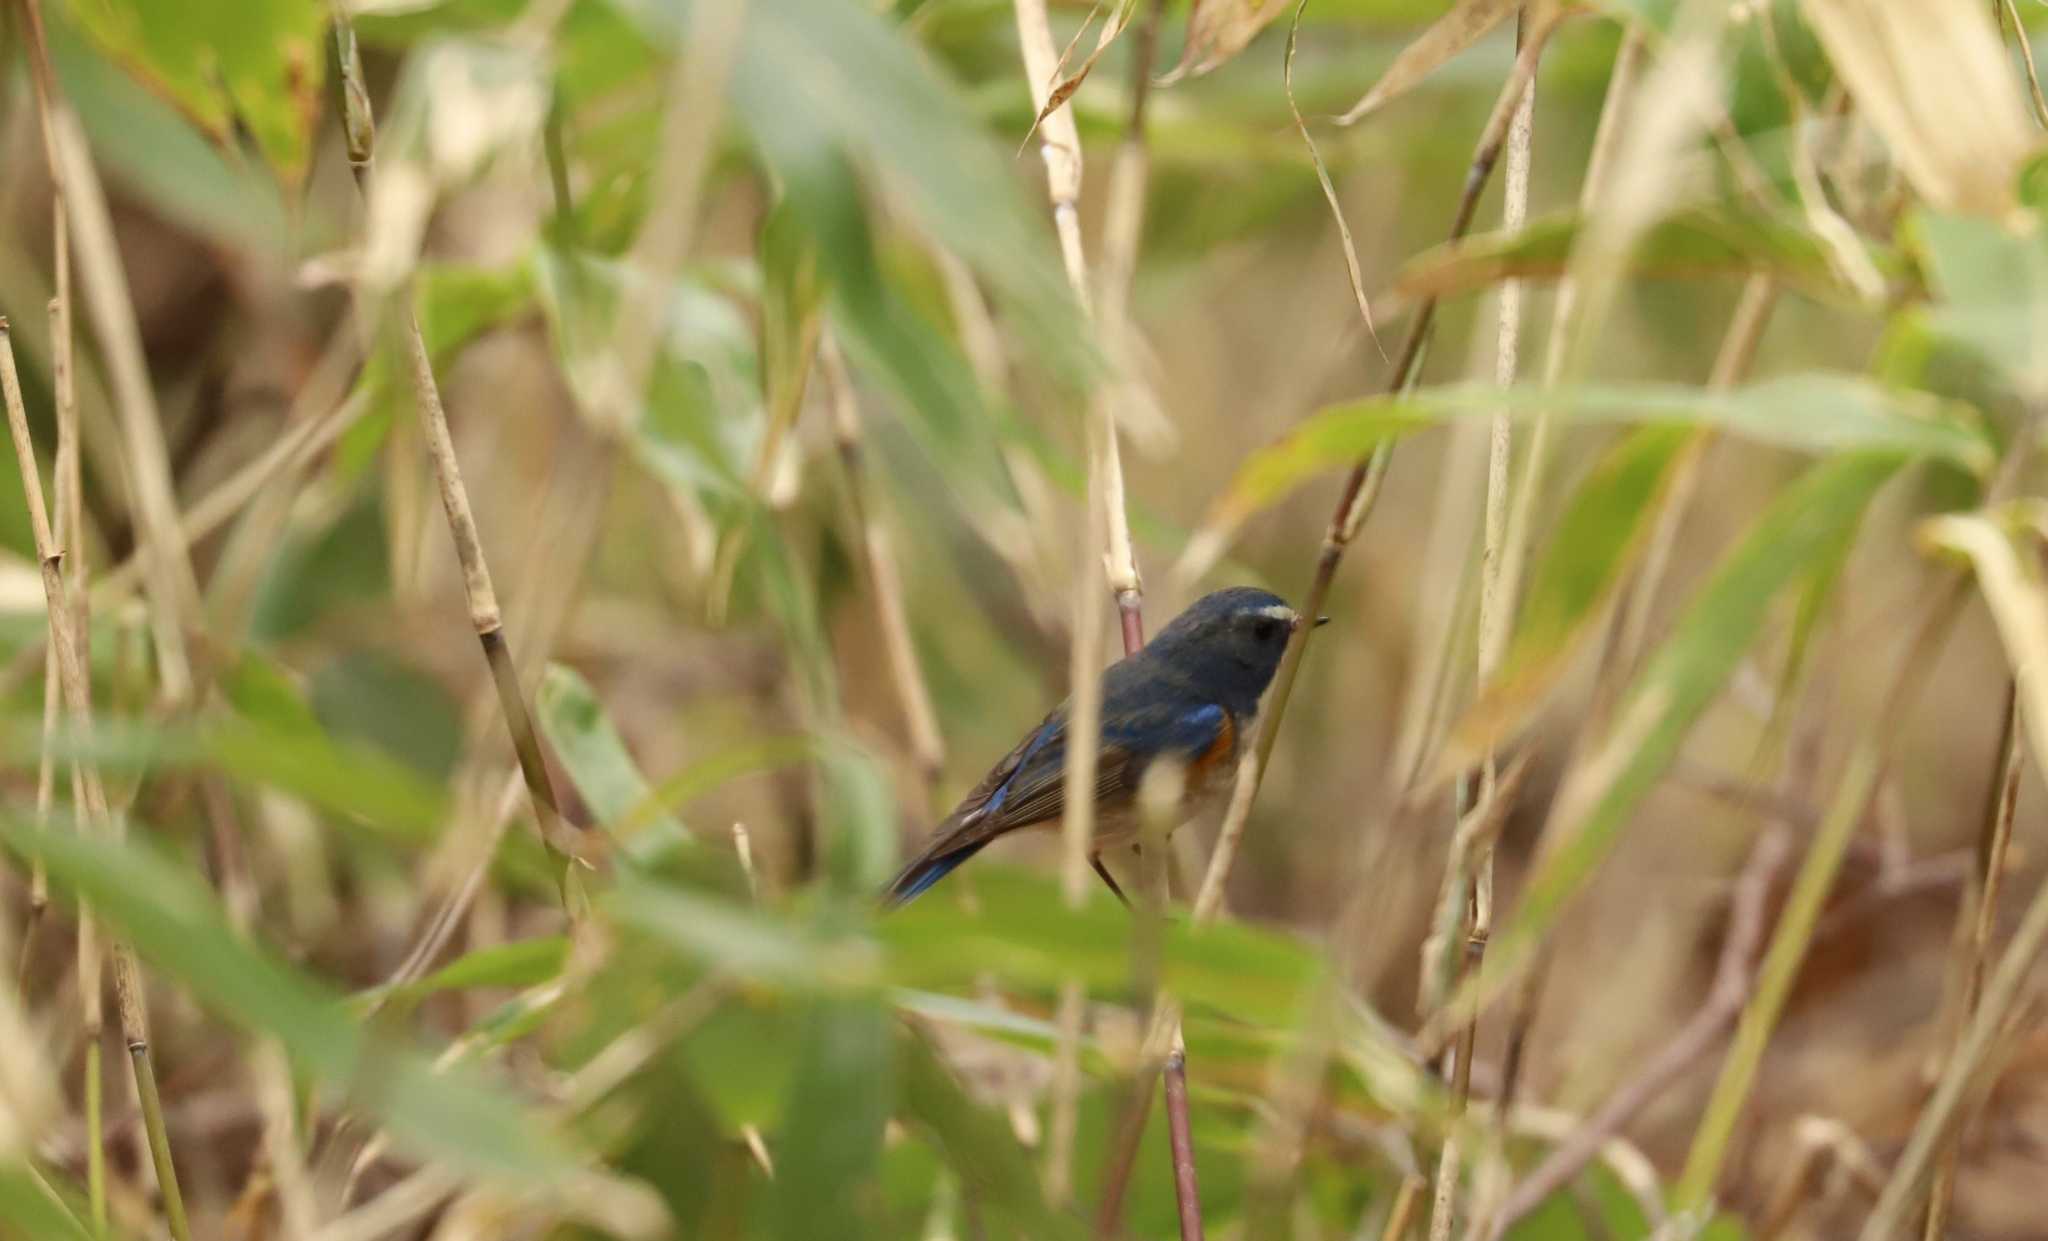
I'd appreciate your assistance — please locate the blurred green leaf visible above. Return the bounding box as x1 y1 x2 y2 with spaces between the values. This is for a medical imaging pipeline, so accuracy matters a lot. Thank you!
1398 204 1906 304
1456 426 1695 753
206 715 449 845
1911 209 2048 395
247 490 389 642
817 738 897 894
310 650 463 783
607 874 882 988
537 662 676 836
624 735 819 839
50 14 289 248
1213 374 1990 528
60 0 326 178
882 866 1319 1019
774 997 893 1239
371 936 570 1009
898 1029 1087 1241
2 819 583 1181
1450 452 1901 1024
0 1166 92 1241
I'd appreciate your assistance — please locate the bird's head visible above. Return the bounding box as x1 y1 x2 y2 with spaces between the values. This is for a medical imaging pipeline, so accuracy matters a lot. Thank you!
1145 586 1327 711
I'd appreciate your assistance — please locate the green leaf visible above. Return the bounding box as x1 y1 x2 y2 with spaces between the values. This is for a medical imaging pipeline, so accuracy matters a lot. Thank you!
773 997 893 1239
0 1166 92 1241
1212 374 1990 530
605 875 882 989
1 820 583 1182
537 662 675 836
60 0 326 179
1911 209 2048 394
1445 453 1901 1026
1453 426 1697 756
719 0 1090 384
1397 204 1906 304
370 936 570 1009
881 866 1320 1020
50 14 289 248
898 1029 1087 1241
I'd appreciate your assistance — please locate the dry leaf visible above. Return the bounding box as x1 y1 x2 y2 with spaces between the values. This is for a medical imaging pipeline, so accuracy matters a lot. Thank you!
1022 0 1138 143
1161 0 1292 83
1336 0 1521 126
1802 0 2035 216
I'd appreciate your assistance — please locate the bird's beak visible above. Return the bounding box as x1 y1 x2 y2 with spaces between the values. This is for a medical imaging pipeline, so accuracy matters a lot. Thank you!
1314 615 1331 628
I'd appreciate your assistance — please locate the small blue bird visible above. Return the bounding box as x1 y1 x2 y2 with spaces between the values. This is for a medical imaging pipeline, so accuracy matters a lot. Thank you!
884 587 1323 907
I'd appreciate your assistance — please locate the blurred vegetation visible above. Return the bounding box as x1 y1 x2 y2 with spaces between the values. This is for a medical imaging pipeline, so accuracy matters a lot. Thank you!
1 0 2047 1239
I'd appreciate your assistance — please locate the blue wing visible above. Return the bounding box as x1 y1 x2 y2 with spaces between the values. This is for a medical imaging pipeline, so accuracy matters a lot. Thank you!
884 700 1227 907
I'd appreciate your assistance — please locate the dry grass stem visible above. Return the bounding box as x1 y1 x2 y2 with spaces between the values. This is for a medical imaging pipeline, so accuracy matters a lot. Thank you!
1014 0 1162 1214
329 17 582 905
1676 576 1969 1214
1433 16 1536 1236
1994 0 2048 130
1492 24 1644 629
1921 682 2022 1241
821 336 945 792
1481 829 1791 1240
1856 509 2048 1239
3 321 191 1236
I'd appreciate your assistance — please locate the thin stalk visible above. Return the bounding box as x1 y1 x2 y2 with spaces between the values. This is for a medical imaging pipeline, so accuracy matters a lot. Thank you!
1098 36 1543 1234
1492 25 1645 649
1921 681 2022 1241
1431 12 1537 1240
2 321 190 1238
85 1035 104 1235
329 11 583 907
1232 12 1550 806
1481 829 1791 1241
92 386 369 605
1381 1174 1428 1241
1680 413 2040 1216
1014 0 1160 1220
820 336 945 797
1994 0 2048 131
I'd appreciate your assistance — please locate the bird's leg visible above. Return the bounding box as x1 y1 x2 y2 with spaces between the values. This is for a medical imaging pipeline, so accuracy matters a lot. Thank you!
1090 852 1132 908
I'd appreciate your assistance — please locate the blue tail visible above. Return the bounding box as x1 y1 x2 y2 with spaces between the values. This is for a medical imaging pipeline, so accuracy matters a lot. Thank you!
882 842 986 909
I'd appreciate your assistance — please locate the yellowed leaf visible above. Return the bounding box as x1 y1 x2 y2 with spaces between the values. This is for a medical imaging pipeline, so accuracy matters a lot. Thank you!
1335 0 1520 126
1161 0 1293 83
1802 0 2036 216
1024 0 1138 140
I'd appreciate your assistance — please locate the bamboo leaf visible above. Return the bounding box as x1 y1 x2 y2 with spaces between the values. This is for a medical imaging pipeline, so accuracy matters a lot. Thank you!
1438 454 1901 1031
1802 0 2029 216
537 662 676 837
1 821 585 1182
1164 0 1291 83
1397 204 1908 305
773 997 893 1239
0 1166 91 1241
1208 374 1989 535
898 1029 1088 1241
1334 0 1522 125
1911 210 2048 395
369 937 571 1010
59 0 326 179
606 875 882 989
1452 425 1697 756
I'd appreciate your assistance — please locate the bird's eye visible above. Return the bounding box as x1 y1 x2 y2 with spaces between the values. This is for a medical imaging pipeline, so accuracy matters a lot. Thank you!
1251 618 1280 643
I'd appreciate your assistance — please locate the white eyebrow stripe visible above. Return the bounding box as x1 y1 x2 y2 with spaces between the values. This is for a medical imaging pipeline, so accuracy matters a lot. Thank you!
1256 604 1297 621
